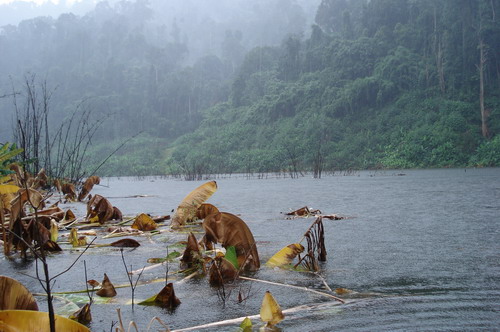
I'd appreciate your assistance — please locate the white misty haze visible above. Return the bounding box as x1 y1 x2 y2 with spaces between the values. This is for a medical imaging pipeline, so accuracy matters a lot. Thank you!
0 0 106 26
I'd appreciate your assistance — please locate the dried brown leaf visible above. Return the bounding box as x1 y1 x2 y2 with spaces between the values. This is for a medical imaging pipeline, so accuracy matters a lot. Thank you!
96 273 117 297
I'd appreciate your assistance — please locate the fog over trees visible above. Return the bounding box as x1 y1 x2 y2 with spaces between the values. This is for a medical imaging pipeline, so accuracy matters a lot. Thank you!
1 0 499 177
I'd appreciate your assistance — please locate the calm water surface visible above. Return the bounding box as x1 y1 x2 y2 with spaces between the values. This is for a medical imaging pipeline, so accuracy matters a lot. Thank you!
1 168 499 331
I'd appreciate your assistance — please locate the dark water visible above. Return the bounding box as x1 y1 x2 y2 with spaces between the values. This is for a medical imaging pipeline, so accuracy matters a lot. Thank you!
1 168 499 331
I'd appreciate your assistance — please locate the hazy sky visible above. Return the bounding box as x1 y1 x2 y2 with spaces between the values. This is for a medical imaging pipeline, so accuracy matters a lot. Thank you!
0 0 81 5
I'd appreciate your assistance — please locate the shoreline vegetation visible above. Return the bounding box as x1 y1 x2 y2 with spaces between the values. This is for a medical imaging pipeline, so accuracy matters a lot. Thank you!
0 0 499 179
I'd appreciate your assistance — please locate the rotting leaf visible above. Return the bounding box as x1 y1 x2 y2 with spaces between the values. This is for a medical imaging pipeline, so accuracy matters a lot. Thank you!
87 280 100 288
110 238 140 248
285 206 321 217
61 183 77 201
147 251 181 264
42 240 62 252
78 176 100 201
96 273 117 297
266 243 304 268
86 195 119 224
139 283 181 309
260 290 284 327
0 276 38 311
299 217 327 271
69 302 92 325
208 257 238 286
132 213 157 231
198 203 260 271
171 180 217 228
179 232 201 269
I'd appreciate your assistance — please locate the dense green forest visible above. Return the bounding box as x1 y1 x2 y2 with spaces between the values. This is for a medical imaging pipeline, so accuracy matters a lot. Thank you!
1 0 499 178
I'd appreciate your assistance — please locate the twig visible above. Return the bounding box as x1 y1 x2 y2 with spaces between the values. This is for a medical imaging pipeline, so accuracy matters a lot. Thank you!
238 276 344 303
171 301 344 332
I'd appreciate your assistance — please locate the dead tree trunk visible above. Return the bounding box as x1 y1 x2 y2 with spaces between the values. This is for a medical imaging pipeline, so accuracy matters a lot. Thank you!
478 38 490 138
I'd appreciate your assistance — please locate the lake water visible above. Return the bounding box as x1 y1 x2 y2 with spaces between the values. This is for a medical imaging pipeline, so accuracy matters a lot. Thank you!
1 168 499 331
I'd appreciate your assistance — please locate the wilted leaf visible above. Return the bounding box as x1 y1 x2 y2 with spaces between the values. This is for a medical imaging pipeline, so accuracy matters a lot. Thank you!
209 257 238 286
260 291 284 327
132 213 157 231
33 168 48 189
200 205 260 271
109 238 140 248
42 240 62 252
96 273 117 297
111 206 122 221
139 283 181 309
148 251 181 264
87 280 100 288
0 310 90 331
266 243 304 268
63 209 76 223
78 176 100 201
171 180 217 228
61 183 77 201
0 276 38 311
69 228 87 247
335 288 352 295
86 195 114 224
69 302 92 325
180 232 201 269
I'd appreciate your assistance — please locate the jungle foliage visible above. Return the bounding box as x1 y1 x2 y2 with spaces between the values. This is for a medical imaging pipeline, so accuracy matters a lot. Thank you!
169 0 500 175
1 0 499 176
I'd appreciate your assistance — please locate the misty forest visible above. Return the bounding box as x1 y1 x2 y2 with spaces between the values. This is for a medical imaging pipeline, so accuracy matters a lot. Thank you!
1 0 499 179
0 1 500 332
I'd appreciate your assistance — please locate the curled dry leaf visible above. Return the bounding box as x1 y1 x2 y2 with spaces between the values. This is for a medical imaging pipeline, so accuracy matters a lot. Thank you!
260 290 284 327
33 168 48 189
139 283 181 309
110 238 140 248
208 257 238 286
78 176 100 201
69 302 92 325
0 310 90 332
132 213 157 231
53 178 62 192
87 280 100 288
42 240 62 252
61 183 77 201
180 232 201 269
96 273 117 297
86 195 120 224
171 180 217 228
198 204 260 271
0 275 38 311
266 243 305 268
111 206 122 221
285 206 321 217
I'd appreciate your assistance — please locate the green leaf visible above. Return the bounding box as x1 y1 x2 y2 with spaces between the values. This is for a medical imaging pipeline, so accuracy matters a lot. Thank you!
225 246 239 269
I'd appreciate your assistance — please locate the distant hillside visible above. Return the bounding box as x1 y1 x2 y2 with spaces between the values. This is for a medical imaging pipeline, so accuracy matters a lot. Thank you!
1 0 499 177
